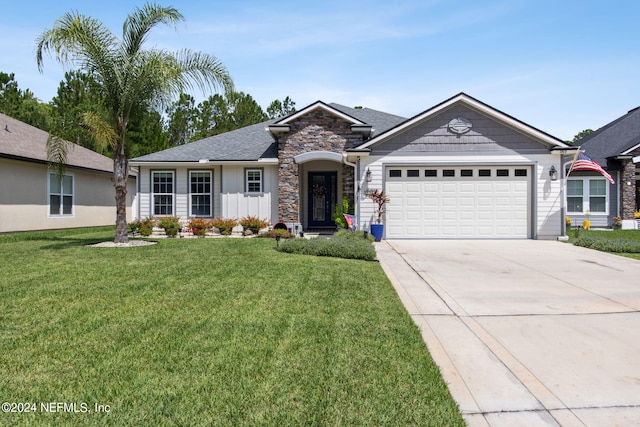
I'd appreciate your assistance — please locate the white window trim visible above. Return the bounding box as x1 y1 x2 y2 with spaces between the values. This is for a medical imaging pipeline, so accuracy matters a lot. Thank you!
245 168 263 194
189 170 213 217
566 177 609 215
151 170 175 216
48 171 75 218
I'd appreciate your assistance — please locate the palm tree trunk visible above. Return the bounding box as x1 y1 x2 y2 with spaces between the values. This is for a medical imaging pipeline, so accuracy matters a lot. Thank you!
113 142 129 244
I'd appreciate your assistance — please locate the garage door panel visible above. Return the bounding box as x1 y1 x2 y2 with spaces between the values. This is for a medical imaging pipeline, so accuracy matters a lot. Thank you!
406 197 421 207
385 166 531 239
405 183 421 193
387 182 404 192
406 211 421 220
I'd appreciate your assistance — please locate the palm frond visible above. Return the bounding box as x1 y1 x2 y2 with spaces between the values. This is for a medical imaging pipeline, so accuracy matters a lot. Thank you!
122 3 184 56
46 134 72 179
36 11 117 73
81 111 118 152
174 48 234 95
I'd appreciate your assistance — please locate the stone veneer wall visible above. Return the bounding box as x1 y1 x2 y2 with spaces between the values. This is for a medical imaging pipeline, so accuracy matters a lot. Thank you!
621 151 640 219
277 109 363 223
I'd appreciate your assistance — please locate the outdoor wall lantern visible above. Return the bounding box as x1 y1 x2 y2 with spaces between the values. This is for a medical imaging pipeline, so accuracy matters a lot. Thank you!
549 165 558 181
365 168 372 183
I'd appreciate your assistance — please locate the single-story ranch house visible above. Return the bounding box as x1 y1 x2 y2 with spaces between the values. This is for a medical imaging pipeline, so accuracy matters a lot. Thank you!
130 93 576 239
0 113 136 233
569 106 640 229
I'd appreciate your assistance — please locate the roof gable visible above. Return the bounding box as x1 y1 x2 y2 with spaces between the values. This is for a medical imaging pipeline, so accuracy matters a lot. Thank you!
356 93 568 150
577 106 640 164
274 101 366 126
0 113 114 173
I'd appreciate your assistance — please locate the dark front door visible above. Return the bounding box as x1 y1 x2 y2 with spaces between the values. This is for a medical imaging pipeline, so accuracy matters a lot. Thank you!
308 172 337 227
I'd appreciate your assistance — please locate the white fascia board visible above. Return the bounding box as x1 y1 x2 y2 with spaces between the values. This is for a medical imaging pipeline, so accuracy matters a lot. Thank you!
130 160 276 167
257 158 279 164
622 142 640 156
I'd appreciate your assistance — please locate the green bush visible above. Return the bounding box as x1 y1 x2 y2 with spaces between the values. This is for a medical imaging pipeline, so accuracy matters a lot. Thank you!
334 229 375 242
157 216 180 237
332 196 353 229
259 228 293 239
277 231 376 260
138 217 155 236
574 236 640 253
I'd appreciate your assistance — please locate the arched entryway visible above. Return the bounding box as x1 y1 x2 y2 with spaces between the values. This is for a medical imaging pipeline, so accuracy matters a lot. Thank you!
294 152 354 230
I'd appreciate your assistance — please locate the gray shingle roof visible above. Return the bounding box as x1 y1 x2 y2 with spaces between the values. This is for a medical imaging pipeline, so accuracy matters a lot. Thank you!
131 103 407 163
328 103 406 137
132 120 278 162
0 113 114 173
577 107 640 166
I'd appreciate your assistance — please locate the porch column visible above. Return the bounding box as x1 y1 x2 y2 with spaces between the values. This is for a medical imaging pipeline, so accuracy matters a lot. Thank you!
278 156 300 223
342 163 355 208
621 159 636 220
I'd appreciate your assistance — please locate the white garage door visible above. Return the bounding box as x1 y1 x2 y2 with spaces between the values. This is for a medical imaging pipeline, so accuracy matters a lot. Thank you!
385 166 531 239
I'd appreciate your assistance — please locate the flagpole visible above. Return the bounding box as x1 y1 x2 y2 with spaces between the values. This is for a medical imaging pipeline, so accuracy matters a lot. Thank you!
565 145 581 178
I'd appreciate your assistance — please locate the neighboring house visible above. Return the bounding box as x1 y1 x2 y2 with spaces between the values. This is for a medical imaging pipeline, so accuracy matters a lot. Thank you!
0 113 136 233
131 93 572 239
570 107 640 228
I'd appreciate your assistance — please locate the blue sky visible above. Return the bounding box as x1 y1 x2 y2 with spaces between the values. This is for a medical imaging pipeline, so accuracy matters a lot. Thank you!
1 0 639 140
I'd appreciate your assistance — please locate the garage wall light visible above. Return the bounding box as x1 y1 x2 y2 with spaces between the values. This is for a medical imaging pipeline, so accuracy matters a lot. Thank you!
365 168 372 183
549 165 558 181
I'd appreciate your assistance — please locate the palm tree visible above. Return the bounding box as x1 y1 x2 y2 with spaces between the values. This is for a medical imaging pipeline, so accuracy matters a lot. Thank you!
36 3 233 243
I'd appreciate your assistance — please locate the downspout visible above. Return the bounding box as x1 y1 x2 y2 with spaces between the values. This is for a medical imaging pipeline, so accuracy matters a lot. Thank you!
136 165 141 220
560 154 566 237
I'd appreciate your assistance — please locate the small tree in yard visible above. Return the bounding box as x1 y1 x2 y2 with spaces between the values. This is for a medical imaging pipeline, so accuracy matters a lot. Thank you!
36 2 233 243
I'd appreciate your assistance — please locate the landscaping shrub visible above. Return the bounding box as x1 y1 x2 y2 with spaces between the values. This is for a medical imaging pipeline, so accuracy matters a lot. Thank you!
278 231 376 260
334 229 375 242
137 217 155 236
157 216 180 237
239 215 270 233
259 228 292 239
186 217 211 237
211 217 238 235
574 235 640 253
332 196 353 229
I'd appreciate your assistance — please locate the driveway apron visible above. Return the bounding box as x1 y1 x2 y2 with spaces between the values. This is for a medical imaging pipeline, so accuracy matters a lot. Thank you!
376 240 640 427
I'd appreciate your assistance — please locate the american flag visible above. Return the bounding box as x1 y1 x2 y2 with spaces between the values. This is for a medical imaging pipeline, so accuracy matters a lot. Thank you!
569 151 615 184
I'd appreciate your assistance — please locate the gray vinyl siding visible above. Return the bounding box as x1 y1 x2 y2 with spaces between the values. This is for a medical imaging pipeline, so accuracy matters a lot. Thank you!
372 105 546 155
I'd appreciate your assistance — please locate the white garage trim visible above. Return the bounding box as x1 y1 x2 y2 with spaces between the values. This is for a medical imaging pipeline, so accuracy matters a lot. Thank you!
384 165 534 239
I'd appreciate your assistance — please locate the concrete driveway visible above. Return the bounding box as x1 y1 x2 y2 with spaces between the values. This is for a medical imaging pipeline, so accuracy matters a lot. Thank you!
376 240 640 427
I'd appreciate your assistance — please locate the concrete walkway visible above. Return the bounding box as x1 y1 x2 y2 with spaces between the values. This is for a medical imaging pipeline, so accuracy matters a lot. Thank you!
376 240 640 427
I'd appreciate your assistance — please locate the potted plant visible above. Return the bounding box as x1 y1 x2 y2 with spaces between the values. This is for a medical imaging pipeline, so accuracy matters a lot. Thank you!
239 215 270 235
187 217 211 237
582 210 591 231
367 189 389 242
612 216 622 229
211 217 238 236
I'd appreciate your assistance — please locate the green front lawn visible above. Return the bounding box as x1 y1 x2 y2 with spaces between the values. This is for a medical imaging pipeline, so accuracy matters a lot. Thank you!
567 228 640 260
0 228 463 426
